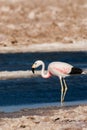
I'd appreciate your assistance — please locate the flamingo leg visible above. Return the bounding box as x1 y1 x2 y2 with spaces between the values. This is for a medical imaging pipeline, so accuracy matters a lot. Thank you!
62 78 68 102
59 77 64 103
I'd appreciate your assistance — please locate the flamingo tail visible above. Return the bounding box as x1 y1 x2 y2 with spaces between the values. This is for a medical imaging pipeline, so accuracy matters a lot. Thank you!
82 69 87 74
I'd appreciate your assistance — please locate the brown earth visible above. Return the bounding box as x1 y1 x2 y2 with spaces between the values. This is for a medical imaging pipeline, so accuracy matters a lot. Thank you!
0 105 87 130
0 0 87 52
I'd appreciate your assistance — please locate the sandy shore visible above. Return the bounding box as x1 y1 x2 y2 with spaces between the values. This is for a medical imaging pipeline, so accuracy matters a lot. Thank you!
0 105 87 130
0 41 87 53
0 0 87 53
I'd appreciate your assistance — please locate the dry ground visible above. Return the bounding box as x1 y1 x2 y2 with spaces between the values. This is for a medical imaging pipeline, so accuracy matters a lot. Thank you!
0 105 87 130
0 0 87 52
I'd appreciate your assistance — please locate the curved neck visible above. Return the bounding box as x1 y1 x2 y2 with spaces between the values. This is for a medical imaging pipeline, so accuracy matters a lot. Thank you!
41 62 51 78
41 61 45 77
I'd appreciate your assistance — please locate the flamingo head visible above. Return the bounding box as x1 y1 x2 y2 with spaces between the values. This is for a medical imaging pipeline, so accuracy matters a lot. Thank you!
31 60 43 73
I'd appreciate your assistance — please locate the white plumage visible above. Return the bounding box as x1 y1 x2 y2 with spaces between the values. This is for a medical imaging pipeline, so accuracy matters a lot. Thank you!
32 60 84 104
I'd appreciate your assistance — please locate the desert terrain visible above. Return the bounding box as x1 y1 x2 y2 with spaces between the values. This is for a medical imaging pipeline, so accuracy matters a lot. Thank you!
0 0 87 52
0 105 87 130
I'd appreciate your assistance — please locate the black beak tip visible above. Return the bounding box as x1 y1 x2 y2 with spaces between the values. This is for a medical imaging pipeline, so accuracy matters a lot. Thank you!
32 68 35 74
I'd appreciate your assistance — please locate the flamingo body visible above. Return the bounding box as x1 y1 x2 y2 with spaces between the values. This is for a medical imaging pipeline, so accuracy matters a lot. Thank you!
32 60 83 104
48 62 73 78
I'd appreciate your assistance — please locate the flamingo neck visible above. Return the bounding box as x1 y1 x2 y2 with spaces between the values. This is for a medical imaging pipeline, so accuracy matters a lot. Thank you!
41 62 51 78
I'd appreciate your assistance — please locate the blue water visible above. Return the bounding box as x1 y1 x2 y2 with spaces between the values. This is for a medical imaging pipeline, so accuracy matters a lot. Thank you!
0 52 87 111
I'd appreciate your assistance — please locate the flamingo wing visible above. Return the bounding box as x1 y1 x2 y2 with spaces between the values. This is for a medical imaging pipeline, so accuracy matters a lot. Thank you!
48 62 73 77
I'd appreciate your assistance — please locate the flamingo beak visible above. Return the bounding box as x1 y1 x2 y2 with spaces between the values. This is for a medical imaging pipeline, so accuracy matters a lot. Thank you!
31 64 35 73
32 67 35 73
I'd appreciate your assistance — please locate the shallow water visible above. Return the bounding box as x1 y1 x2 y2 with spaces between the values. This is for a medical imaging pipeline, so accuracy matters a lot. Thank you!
0 52 87 112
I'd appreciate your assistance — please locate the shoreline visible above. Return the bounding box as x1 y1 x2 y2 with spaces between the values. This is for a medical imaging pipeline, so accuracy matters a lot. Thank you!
0 104 87 129
0 41 87 53
0 100 87 113
0 103 86 117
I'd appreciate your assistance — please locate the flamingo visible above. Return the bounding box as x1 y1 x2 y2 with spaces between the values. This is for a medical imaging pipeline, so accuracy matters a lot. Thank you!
31 60 85 104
